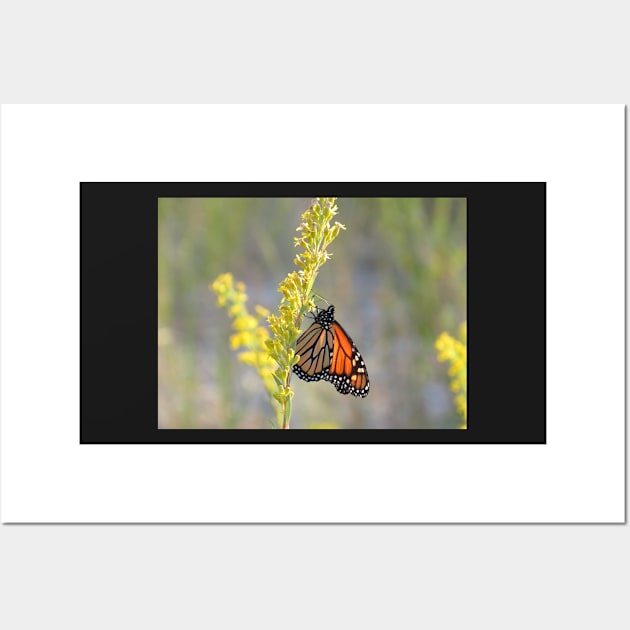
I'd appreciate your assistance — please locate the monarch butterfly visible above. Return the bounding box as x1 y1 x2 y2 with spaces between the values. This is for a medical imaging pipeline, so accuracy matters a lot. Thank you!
292 304 369 397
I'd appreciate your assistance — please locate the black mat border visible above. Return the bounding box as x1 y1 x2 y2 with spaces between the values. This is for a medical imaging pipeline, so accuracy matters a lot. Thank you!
80 182 546 444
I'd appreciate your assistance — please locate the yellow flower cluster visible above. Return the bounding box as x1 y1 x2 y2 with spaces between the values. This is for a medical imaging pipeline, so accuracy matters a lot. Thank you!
266 198 345 429
212 198 347 430
435 321 467 428
211 273 279 422
306 421 341 430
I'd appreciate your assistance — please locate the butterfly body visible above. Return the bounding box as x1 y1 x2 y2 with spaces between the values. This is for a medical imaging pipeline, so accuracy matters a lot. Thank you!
292 304 370 397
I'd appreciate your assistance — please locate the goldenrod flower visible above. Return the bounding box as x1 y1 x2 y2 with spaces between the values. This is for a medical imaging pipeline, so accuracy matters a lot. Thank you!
211 273 280 425
266 198 345 429
210 198 346 429
435 323 467 428
306 421 341 430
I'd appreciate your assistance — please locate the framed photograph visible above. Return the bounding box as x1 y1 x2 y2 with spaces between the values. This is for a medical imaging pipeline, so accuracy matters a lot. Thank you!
80 182 544 444
1 105 623 523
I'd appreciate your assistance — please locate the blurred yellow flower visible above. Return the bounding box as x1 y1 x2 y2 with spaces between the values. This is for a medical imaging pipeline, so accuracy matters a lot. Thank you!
435 323 467 429
211 273 279 423
306 421 341 430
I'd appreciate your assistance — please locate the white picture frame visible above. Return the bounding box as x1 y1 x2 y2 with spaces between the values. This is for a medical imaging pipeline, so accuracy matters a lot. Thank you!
0 104 624 523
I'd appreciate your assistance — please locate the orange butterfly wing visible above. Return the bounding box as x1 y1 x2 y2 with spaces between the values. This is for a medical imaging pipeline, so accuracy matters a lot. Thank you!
292 304 369 397
324 321 369 397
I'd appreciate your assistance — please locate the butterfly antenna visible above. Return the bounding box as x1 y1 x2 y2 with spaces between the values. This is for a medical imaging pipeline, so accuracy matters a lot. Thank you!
311 292 330 307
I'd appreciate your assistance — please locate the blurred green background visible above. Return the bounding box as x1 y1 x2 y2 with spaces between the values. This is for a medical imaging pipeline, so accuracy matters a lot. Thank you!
158 197 466 429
